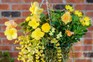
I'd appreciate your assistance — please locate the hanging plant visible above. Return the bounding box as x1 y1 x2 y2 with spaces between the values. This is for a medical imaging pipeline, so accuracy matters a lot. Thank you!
4 0 91 62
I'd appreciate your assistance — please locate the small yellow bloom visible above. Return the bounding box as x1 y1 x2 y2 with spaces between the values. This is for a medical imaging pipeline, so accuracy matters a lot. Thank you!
51 38 58 43
31 28 44 40
41 23 51 33
74 10 82 17
4 28 17 40
80 16 90 26
61 12 72 24
29 2 43 15
65 5 74 12
65 30 74 37
5 20 17 29
28 20 39 29
26 16 31 21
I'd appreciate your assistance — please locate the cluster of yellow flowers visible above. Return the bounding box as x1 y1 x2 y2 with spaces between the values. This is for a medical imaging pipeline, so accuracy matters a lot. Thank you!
4 20 17 40
26 2 50 40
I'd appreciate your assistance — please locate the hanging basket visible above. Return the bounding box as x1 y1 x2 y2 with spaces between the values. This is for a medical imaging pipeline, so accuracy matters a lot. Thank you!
4 0 91 62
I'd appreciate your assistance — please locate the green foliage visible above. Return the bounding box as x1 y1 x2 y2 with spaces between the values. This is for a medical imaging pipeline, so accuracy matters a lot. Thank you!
0 51 14 62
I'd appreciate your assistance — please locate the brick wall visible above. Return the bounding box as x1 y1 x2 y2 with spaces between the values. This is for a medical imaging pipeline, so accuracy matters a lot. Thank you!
0 0 93 62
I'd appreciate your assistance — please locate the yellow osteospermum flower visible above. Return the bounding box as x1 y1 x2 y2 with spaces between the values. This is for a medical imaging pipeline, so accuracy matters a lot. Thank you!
65 5 74 12
74 10 82 17
61 12 72 24
31 28 44 40
80 16 90 26
29 2 43 15
28 20 39 29
4 28 17 40
41 23 51 33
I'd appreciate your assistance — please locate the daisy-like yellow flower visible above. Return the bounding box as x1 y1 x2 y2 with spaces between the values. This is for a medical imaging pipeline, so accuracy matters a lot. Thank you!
74 10 82 17
4 28 17 40
65 5 74 12
29 2 43 15
5 20 17 29
41 23 51 33
80 16 90 26
31 28 44 40
65 30 74 37
61 12 72 24
28 20 39 29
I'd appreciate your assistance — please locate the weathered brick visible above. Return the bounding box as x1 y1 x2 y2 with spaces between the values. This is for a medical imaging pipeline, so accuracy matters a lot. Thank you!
75 59 92 62
0 4 9 10
66 0 84 3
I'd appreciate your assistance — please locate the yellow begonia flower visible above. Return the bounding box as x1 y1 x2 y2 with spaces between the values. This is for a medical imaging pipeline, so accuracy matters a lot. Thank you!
31 15 40 22
29 2 43 15
61 12 72 24
28 20 39 29
5 20 17 29
80 16 90 26
4 28 17 40
65 30 74 37
74 10 82 17
65 5 74 12
31 28 44 40
26 16 31 21
41 23 51 33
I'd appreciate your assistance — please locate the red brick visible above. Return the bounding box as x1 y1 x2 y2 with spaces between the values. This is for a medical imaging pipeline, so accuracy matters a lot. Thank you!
66 0 84 3
2 39 15 45
0 4 9 10
84 39 93 44
0 31 5 38
84 32 92 38
73 46 83 51
49 0 62 3
75 59 92 62
15 18 25 24
0 18 9 24
24 0 42 3
83 45 92 51
1 25 6 31
88 26 93 31
10 52 18 57
22 11 31 17
75 4 86 10
0 46 11 50
75 4 93 10
86 11 93 17
12 4 30 10
2 0 22 3
70 52 83 58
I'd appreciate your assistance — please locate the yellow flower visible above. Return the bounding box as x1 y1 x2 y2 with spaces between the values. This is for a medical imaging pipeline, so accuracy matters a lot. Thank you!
31 15 40 22
65 5 74 12
5 20 17 29
26 16 31 21
80 16 90 26
28 20 39 29
41 23 51 33
65 30 74 37
4 28 17 40
29 2 43 15
61 12 72 24
31 28 44 40
74 10 82 17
